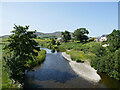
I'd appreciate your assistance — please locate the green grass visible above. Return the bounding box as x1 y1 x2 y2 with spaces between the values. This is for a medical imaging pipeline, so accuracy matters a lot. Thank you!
0 44 16 88
34 39 51 48
2 68 13 88
66 50 87 62
34 39 99 63
66 49 96 63
37 35 59 39
36 49 46 63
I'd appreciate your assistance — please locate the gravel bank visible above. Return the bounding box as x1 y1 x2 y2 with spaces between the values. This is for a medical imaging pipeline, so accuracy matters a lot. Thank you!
62 52 101 83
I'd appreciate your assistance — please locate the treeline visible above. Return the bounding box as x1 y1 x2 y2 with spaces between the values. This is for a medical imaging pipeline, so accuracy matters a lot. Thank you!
91 29 120 80
38 28 90 52
61 28 89 43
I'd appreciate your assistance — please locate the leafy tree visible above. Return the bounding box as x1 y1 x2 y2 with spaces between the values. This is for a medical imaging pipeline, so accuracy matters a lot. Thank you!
56 41 60 46
107 29 120 52
61 30 71 42
3 25 40 83
51 38 56 45
73 28 89 42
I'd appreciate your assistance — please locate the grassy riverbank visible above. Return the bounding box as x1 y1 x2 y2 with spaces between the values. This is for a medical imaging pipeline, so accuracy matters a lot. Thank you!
1 44 46 88
0 44 14 88
1 44 19 88
66 50 87 62
26 49 46 70
35 39 101 52
35 39 98 62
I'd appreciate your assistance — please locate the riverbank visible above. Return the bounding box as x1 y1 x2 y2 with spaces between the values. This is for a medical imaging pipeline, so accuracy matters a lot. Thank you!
62 52 101 83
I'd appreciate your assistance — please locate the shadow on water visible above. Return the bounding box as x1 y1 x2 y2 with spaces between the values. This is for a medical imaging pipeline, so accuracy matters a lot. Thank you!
24 68 77 83
97 72 120 89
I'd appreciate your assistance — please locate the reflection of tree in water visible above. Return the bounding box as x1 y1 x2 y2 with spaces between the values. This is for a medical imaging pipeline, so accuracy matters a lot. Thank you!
24 69 77 83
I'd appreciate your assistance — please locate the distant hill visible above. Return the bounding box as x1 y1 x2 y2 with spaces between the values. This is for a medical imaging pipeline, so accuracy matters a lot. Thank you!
0 35 9 38
0 31 72 39
34 31 62 36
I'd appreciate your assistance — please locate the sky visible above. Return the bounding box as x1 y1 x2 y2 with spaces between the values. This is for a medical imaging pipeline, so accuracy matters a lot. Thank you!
118 1 120 30
1 2 118 37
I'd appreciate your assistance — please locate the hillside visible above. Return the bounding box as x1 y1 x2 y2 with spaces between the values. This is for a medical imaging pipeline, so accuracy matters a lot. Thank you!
35 31 62 36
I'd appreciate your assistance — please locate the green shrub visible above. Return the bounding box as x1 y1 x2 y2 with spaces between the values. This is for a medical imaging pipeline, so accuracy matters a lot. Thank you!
26 49 46 69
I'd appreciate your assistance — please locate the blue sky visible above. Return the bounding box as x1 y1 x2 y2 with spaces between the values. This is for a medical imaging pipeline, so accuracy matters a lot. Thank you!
1 2 118 37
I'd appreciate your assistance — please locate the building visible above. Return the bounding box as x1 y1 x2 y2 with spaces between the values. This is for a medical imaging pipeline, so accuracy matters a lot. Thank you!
56 37 62 42
94 34 107 42
94 37 100 42
99 34 107 42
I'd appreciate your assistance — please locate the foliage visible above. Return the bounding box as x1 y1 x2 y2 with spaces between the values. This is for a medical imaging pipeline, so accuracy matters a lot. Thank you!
1 45 19 88
61 30 71 42
26 49 46 69
36 38 100 53
91 48 120 80
56 41 60 46
3 25 40 83
72 28 89 42
107 29 120 52
51 38 56 45
91 29 120 80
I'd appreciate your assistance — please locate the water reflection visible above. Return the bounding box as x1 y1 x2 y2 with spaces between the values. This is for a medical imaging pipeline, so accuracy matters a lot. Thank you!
25 68 77 83
41 48 57 54
98 72 120 88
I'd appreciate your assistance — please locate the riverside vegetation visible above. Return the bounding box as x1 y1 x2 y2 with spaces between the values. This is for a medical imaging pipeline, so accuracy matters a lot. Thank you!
1 26 120 88
1 25 46 88
36 28 120 81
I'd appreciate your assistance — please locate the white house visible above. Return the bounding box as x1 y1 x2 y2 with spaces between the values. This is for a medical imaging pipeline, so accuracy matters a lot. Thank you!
56 37 62 42
99 35 107 42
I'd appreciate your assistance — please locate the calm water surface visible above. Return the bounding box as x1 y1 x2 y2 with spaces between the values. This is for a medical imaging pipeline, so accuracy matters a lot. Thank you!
23 48 120 88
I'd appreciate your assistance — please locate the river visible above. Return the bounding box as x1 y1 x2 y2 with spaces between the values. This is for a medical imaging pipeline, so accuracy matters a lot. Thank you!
23 48 120 88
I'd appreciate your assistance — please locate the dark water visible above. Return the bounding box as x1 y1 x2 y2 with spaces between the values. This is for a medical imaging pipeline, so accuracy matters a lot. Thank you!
23 48 120 88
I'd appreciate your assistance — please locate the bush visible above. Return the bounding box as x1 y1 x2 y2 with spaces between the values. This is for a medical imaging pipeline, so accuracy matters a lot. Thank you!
26 49 46 70
91 46 120 80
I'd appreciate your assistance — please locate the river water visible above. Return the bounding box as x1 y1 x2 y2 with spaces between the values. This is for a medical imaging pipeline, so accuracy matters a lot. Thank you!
23 48 120 88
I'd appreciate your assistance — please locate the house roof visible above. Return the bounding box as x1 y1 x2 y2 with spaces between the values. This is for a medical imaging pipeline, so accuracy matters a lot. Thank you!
57 37 62 40
101 34 107 37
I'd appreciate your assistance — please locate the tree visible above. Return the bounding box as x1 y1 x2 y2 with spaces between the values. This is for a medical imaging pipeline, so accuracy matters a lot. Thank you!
3 25 40 83
72 28 89 42
61 30 71 42
51 38 56 45
107 29 120 52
